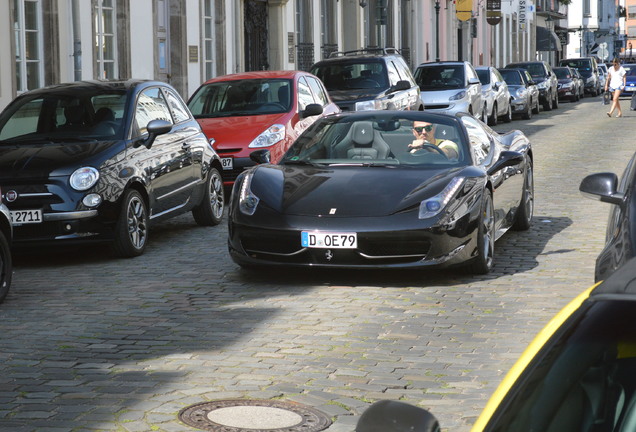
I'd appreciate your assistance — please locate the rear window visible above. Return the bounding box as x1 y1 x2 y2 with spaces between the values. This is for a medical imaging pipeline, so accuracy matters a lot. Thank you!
560 59 593 71
414 65 466 90
310 60 389 91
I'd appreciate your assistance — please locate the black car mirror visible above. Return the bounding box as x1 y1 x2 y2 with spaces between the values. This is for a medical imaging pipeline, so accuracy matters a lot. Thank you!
487 151 524 176
579 172 625 205
134 119 173 149
390 80 411 93
301 103 323 119
355 400 440 432
250 149 271 165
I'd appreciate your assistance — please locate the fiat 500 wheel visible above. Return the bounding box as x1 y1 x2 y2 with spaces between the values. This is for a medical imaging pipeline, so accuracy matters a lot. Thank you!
192 167 224 226
112 189 148 258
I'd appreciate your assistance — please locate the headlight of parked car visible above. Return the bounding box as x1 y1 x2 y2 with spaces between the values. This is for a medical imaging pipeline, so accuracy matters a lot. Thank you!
355 97 394 111
515 88 527 98
249 124 286 148
70 167 100 191
536 80 549 90
238 172 260 216
449 91 467 101
586 76 595 84
562 82 574 89
419 177 465 219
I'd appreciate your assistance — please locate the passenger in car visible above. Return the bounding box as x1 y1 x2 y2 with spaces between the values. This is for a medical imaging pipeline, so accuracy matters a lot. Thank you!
408 120 459 159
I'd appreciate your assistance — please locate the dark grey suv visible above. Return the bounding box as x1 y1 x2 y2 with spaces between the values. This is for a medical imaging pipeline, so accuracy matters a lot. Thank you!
310 48 422 112
505 61 559 111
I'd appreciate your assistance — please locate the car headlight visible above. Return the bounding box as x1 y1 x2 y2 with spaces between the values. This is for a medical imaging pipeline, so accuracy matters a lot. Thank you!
515 88 527 98
536 80 549 90
239 172 260 216
355 99 385 111
70 167 99 191
419 177 465 219
586 76 595 83
248 124 285 148
562 82 574 89
449 90 467 101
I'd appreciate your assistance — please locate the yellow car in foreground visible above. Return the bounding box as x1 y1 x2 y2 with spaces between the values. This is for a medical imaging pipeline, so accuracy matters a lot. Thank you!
356 256 636 432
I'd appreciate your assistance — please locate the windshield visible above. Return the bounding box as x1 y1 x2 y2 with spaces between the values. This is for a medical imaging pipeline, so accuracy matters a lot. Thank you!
476 69 491 85
414 65 466 90
0 89 128 143
560 59 592 71
500 70 522 85
281 112 470 168
487 299 636 432
512 63 546 79
624 65 636 76
310 60 388 91
188 79 293 118
553 68 571 79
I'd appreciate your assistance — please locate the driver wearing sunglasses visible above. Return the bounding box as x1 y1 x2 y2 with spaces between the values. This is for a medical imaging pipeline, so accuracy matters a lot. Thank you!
409 121 459 159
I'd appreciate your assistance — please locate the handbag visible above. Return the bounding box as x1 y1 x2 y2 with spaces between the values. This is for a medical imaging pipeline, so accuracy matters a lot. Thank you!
603 91 611 105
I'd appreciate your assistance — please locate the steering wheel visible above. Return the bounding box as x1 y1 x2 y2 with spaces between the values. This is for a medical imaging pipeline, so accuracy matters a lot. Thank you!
412 143 447 158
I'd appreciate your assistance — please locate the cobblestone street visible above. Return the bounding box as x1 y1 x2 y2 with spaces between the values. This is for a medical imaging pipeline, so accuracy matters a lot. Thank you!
1 96 633 432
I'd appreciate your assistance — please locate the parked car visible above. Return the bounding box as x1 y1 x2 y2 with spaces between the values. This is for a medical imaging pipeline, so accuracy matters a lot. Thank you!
309 48 422 112
228 110 533 274
553 66 581 102
475 66 512 125
559 57 601 96
413 61 485 122
187 71 340 187
572 67 586 99
598 66 608 91
0 196 12 304
505 61 559 111
499 68 540 120
355 256 636 432
621 64 636 97
579 148 636 282
0 80 225 257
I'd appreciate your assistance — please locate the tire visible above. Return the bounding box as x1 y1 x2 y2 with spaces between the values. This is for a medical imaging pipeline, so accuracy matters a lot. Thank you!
532 96 540 114
112 189 148 258
488 103 498 126
467 189 495 274
192 167 224 226
503 102 512 123
481 105 488 123
512 160 534 231
522 101 532 120
553 91 559 109
0 230 12 304
543 92 553 111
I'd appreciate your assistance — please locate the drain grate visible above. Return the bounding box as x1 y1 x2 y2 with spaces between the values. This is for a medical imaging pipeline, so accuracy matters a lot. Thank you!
178 399 333 432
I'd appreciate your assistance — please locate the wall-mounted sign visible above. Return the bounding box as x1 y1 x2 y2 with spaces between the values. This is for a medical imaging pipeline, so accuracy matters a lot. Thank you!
519 0 527 30
188 46 198 63
456 0 472 21
487 0 502 25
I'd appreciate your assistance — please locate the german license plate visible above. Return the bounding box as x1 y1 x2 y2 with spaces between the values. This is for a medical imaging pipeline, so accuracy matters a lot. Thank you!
301 231 357 249
10 209 43 224
221 157 233 170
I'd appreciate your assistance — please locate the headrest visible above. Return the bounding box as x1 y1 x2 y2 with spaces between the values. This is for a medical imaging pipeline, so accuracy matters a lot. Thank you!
64 105 85 124
95 107 115 122
350 121 374 146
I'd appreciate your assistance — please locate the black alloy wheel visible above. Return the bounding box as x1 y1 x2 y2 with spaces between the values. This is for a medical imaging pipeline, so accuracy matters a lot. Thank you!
468 190 495 274
112 189 148 257
512 160 534 231
0 231 12 304
192 167 225 226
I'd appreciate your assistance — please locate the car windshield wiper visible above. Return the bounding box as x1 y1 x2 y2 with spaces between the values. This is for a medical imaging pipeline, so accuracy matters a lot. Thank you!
282 159 321 166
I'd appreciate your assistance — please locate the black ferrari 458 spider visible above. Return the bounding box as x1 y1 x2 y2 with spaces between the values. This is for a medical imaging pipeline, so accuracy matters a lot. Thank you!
228 111 533 274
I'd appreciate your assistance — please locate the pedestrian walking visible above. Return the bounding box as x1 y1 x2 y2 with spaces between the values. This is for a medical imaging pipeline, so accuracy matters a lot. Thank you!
605 57 626 118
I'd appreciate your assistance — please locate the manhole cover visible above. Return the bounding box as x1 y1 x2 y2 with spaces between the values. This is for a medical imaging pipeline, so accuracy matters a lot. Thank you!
178 399 333 432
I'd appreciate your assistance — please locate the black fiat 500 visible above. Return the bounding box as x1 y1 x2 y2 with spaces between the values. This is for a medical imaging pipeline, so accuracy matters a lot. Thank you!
0 80 225 257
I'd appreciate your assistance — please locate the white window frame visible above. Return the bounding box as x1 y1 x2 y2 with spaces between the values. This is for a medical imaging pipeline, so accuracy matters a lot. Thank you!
14 0 44 93
94 0 118 79
202 0 216 79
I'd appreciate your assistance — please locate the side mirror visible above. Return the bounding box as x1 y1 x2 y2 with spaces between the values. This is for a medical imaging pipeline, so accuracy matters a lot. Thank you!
487 151 524 176
579 172 625 205
528 79 536 86
250 149 271 165
355 400 440 432
301 103 323 119
468 77 480 85
391 80 412 93
134 119 172 149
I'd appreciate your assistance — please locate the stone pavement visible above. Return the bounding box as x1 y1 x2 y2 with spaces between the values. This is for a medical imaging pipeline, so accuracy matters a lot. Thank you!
0 96 633 432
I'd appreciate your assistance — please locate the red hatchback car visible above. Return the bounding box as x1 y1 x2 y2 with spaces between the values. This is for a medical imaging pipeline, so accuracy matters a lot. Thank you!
187 71 340 186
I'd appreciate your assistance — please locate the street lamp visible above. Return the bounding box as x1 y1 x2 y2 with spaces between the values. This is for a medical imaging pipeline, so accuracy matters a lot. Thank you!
435 0 441 61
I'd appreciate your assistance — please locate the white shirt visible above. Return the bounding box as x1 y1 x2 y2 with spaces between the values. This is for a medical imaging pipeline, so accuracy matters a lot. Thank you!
608 65 626 89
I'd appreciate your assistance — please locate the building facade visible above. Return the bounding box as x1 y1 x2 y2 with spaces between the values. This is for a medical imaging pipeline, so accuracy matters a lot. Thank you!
1 0 545 111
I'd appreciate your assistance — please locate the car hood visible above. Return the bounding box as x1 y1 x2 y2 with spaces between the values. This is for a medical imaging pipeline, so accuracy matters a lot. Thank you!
197 114 291 149
249 164 469 217
327 89 385 102
0 140 122 180
420 89 467 103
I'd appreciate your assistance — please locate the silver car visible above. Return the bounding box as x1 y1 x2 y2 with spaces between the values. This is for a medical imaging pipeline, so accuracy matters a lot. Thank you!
499 68 540 120
413 61 484 122
476 66 512 126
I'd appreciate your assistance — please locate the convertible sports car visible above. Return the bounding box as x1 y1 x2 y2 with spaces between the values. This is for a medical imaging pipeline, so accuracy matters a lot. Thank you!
579 149 636 281
228 111 534 274
356 257 636 431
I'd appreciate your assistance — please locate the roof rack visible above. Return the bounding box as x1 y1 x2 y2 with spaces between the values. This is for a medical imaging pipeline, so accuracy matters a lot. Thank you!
328 47 401 58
